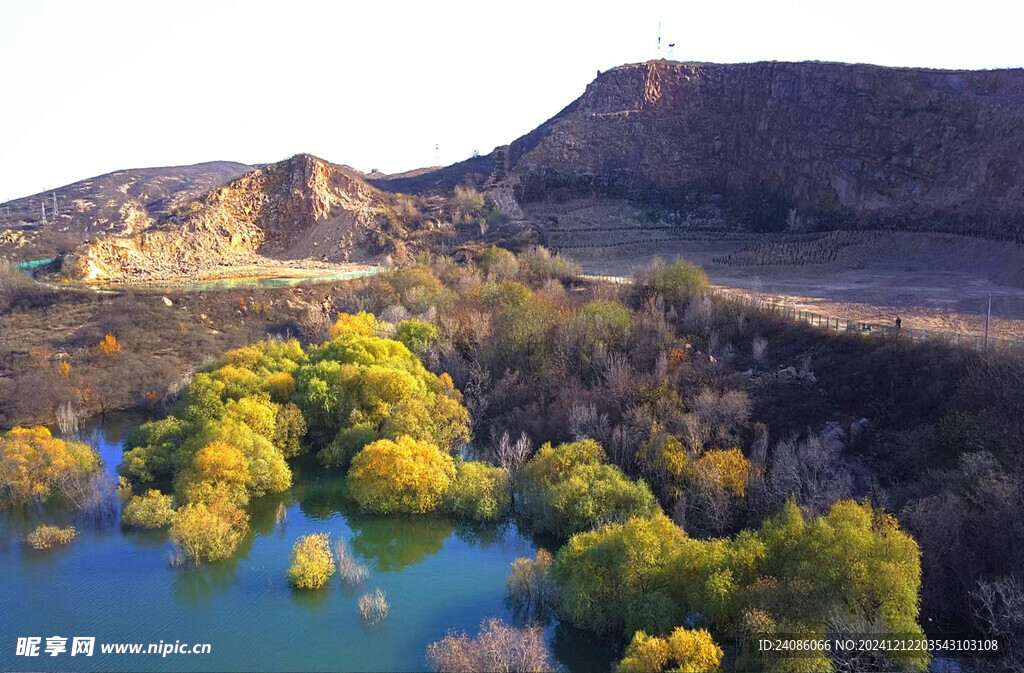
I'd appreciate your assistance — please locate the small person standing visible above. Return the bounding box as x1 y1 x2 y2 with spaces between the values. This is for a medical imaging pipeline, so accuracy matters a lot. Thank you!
895 316 902 330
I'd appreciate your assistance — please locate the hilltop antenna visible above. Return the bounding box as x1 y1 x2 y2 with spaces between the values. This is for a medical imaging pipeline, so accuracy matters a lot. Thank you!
657 21 661 58
668 42 676 60
434 143 440 165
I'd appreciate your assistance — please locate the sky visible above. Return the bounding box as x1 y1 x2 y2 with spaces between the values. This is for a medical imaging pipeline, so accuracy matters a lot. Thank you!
1 0 1022 203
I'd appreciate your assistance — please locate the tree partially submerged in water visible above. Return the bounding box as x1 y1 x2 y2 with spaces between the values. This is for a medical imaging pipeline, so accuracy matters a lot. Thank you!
427 617 553 673
348 436 456 514
616 628 722 673
169 500 250 565
552 501 928 672
121 489 174 529
26 524 77 550
0 426 101 508
288 533 335 590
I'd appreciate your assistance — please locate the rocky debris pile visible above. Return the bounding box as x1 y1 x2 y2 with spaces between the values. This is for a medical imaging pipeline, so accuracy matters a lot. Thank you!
776 365 817 383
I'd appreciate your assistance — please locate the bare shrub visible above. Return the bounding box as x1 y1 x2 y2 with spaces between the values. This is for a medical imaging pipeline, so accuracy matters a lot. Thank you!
765 433 852 516
971 576 1024 672
298 306 332 343
539 279 567 304
496 431 532 489
603 353 636 398
519 246 581 283
567 403 610 444
427 618 553 673
73 473 120 523
751 337 768 363
689 389 752 448
336 539 370 587
56 402 80 434
358 587 389 625
682 296 714 336
379 304 409 325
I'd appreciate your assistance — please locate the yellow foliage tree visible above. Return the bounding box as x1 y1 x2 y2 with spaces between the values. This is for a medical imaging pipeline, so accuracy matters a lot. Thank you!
265 372 296 403
617 628 723 673
58 360 71 378
176 440 252 506
169 500 250 564
98 333 122 355
0 426 100 506
329 312 380 340
121 489 175 529
616 631 670 673
288 533 335 589
693 448 752 497
348 436 456 514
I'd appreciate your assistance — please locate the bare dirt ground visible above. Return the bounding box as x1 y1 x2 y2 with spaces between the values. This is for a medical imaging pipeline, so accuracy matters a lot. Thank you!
571 233 1024 341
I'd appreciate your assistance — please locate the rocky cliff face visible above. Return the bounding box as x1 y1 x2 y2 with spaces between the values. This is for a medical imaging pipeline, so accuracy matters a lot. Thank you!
63 155 410 281
507 61 1024 239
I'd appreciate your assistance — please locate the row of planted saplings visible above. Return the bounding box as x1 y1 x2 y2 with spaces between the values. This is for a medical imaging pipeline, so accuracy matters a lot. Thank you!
287 532 388 625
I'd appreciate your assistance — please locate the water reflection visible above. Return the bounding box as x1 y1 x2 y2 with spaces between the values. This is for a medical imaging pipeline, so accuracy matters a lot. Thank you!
347 514 454 572
551 622 620 673
3 416 618 673
173 559 242 606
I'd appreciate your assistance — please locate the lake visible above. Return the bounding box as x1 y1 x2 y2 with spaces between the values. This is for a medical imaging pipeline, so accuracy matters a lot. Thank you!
0 418 613 672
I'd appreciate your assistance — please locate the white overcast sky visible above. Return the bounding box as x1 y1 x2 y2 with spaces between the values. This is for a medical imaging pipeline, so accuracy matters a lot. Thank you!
1 0 1021 202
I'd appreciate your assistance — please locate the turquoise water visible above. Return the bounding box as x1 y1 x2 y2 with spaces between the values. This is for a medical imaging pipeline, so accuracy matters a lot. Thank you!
0 420 611 672
13 258 55 271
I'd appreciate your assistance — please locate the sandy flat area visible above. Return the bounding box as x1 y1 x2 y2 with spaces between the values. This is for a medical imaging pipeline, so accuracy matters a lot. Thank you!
572 235 1024 342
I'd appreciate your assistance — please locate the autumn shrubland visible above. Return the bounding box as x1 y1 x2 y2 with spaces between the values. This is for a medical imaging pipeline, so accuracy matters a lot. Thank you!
4 244 1024 670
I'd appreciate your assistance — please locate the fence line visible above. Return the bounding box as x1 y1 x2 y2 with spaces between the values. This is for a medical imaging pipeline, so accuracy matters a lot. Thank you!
573 273 1024 354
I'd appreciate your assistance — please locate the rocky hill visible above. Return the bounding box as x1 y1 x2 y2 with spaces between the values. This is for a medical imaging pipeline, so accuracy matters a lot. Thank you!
0 161 253 260
379 61 1024 242
62 154 424 282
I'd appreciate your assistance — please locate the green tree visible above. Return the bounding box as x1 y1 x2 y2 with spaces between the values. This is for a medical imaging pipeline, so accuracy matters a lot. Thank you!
121 489 175 529
294 334 469 455
395 318 438 354
552 513 685 636
442 461 511 521
273 403 307 458
517 439 660 538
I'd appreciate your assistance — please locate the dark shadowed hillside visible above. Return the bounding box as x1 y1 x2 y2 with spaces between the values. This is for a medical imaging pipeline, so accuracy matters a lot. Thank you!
377 60 1024 241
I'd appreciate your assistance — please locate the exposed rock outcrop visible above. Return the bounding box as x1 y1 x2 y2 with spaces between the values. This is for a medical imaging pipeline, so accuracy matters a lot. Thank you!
62 155 413 282
507 60 1024 239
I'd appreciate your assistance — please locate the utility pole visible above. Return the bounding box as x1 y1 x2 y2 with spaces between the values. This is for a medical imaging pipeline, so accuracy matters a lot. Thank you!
40 201 46 224
984 293 992 350
53 191 58 217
